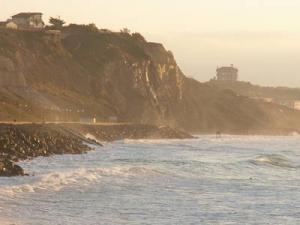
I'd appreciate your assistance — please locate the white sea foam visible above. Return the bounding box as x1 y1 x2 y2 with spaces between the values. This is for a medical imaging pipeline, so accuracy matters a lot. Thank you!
1 136 300 224
0 166 162 197
123 138 179 144
249 154 295 168
85 133 102 145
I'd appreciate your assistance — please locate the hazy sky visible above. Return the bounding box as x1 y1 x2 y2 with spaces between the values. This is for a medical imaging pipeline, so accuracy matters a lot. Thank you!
2 0 300 87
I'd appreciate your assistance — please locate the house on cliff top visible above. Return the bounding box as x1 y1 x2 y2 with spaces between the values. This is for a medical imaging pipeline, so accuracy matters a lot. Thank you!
0 20 18 29
216 65 238 81
10 12 44 29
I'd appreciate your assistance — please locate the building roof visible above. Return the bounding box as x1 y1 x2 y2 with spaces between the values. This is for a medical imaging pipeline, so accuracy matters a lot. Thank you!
217 66 238 73
12 12 42 18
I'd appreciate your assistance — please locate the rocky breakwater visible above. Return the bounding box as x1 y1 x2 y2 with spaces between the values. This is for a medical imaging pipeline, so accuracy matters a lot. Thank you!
0 123 192 177
0 124 95 176
65 124 193 142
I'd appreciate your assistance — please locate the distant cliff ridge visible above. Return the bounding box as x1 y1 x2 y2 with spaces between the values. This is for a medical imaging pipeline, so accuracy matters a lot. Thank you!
208 80 300 110
0 26 300 134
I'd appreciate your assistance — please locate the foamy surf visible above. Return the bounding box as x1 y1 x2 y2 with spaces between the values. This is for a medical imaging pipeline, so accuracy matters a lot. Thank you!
123 138 179 144
84 133 103 145
249 154 296 168
0 166 163 197
1 136 300 225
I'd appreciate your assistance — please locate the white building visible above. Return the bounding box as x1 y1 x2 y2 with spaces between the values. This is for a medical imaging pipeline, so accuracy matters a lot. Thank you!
216 65 239 81
5 21 18 29
11 12 44 29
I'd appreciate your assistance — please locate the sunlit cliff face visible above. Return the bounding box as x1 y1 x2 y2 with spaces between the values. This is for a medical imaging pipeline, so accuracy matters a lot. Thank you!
2 0 300 87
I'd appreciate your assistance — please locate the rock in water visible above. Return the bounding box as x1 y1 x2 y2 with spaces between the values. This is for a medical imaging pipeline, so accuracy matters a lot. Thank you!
0 159 25 177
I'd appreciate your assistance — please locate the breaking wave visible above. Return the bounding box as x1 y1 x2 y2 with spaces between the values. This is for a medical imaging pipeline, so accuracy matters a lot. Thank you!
123 139 178 144
0 166 163 197
249 154 296 168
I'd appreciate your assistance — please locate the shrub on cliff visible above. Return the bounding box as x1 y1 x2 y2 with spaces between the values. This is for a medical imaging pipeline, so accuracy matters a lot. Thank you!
132 32 146 42
49 17 66 29
66 23 99 33
120 28 131 34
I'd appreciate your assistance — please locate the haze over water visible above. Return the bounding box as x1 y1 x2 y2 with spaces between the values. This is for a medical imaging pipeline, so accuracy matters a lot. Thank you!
0 135 299 225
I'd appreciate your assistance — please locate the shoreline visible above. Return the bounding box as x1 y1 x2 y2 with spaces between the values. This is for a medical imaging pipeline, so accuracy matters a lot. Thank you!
0 123 192 176
1 122 298 177
191 132 300 137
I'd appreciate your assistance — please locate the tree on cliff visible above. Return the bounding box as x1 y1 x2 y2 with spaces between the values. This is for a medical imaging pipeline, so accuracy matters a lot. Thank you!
120 28 131 34
132 33 146 42
87 23 99 32
49 17 66 29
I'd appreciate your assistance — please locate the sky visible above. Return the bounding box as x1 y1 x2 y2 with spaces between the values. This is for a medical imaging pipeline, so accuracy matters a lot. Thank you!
2 0 300 87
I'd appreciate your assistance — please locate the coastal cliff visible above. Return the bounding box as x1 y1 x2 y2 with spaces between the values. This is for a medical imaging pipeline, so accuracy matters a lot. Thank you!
0 26 300 133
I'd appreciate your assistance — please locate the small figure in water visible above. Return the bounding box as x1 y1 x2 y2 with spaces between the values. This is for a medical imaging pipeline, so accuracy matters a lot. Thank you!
216 131 222 139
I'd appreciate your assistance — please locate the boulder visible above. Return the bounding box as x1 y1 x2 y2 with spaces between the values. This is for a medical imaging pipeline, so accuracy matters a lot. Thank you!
0 159 25 176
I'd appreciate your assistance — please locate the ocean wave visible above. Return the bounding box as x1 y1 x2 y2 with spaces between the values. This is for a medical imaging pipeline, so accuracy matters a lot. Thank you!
84 133 103 145
123 139 178 144
0 166 163 197
249 154 297 168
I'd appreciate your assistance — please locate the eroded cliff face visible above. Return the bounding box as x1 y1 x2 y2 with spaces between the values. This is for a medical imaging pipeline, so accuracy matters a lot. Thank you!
61 30 185 124
0 55 26 87
0 28 185 124
0 27 300 133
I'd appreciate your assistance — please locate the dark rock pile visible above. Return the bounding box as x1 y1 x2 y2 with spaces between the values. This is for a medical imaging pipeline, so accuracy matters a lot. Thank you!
0 159 25 176
0 123 192 177
151 126 194 139
65 124 193 142
0 124 93 176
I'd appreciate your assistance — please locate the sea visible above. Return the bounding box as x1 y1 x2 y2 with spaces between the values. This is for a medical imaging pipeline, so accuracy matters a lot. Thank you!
0 135 299 225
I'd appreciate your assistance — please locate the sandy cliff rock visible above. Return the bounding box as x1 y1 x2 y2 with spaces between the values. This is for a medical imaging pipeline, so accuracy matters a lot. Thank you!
0 27 300 133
